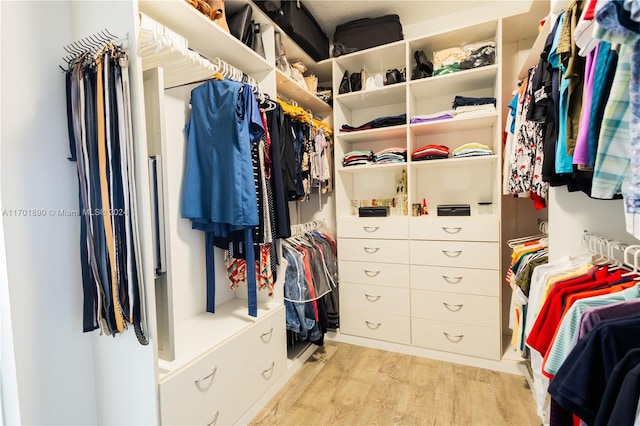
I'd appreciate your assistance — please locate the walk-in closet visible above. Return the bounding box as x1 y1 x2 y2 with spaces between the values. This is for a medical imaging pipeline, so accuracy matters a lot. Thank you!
1 0 638 425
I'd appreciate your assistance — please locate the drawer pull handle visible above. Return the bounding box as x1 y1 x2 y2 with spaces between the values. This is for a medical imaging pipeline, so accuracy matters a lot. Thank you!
442 250 462 258
260 326 274 340
442 226 462 234
365 293 382 302
443 302 464 312
443 332 464 343
363 226 380 233
442 275 463 284
364 269 381 277
365 320 382 329
261 361 275 375
194 366 217 384
364 247 380 254
207 411 219 426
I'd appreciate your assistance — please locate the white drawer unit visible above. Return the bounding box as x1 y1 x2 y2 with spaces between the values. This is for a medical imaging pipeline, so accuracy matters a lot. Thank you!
410 217 500 242
338 216 409 239
410 265 499 296
411 290 499 327
411 318 501 360
338 238 409 264
410 240 499 269
340 308 411 345
341 282 410 316
160 309 286 425
339 260 410 288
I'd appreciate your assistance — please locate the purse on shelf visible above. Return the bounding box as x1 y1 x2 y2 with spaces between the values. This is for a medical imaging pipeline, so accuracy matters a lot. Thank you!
227 4 253 46
251 21 265 58
205 0 230 32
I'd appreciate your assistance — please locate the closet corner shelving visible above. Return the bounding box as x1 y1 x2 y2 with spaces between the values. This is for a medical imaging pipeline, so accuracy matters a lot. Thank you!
333 18 507 363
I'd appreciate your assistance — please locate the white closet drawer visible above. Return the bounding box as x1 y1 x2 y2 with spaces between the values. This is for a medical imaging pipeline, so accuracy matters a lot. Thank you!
339 260 409 288
337 216 409 239
160 309 286 426
340 309 411 345
411 290 499 327
341 283 410 315
410 265 499 296
410 217 499 241
159 341 233 425
411 318 500 360
338 238 409 264
410 240 499 269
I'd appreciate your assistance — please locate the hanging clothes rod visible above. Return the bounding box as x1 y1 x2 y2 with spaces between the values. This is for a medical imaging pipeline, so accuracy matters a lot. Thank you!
290 220 326 237
580 231 640 272
138 12 263 95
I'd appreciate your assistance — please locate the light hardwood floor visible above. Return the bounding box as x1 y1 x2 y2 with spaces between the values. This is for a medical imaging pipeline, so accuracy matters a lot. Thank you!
250 341 541 426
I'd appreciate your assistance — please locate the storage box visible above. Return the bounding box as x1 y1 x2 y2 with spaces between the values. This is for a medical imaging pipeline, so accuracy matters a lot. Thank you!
358 206 390 217
437 204 470 216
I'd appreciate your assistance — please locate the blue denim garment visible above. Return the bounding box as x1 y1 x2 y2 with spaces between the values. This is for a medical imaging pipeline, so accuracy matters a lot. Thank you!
282 247 316 338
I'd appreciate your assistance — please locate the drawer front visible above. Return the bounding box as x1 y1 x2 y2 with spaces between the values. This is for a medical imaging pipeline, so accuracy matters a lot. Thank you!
160 308 286 426
341 283 410 315
410 217 499 241
339 260 409 288
411 318 500 360
159 346 229 426
411 290 499 327
340 308 411 345
410 240 499 269
338 216 409 239
338 238 409 264
410 265 499 296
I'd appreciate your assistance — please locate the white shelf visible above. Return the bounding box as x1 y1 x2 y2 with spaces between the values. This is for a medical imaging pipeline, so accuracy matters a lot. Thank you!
409 64 499 99
338 162 407 174
158 298 282 377
337 125 407 143
275 69 332 115
410 154 497 169
336 83 407 110
410 113 498 136
333 40 406 73
139 0 271 75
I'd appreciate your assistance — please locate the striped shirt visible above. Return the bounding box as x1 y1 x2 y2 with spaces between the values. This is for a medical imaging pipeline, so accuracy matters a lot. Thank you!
542 285 640 377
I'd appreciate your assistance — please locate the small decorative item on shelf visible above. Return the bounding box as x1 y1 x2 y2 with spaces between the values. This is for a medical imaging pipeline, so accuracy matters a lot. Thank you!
396 170 408 215
478 202 493 214
437 204 471 216
422 198 429 215
412 203 421 217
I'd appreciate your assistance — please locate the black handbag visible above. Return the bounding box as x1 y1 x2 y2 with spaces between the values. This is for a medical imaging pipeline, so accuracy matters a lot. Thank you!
251 21 265 58
227 4 253 46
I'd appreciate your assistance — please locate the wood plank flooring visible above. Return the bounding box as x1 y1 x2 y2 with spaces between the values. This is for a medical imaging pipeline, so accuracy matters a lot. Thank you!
250 342 541 426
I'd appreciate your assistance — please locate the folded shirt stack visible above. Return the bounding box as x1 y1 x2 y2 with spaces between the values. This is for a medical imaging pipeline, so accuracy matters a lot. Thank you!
374 147 407 164
341 113 407 132
411 144 450 161
410 111 455 124
453 142 493 158
343 150 374 167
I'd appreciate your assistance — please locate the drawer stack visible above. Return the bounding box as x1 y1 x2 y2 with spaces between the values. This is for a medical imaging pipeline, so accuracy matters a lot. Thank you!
409 217 501 360
337 217 411 344
158 307 286 425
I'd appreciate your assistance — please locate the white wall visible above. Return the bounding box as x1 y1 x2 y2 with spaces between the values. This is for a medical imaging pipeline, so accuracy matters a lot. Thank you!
548 187 639 260
0 1 98 424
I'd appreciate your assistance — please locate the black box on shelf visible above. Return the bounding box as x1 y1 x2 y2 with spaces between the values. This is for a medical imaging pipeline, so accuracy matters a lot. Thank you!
437 204 471 216
358 206 390 217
